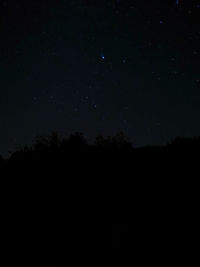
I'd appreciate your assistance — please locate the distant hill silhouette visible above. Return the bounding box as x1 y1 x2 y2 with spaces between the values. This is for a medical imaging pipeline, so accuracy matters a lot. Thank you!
1 132 199 264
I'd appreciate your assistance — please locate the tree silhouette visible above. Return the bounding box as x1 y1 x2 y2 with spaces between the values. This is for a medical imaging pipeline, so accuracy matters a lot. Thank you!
95 132 132 150
0 132 199 263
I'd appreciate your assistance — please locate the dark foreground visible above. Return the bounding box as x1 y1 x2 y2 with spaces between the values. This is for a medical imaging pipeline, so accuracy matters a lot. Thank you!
1 134 199 264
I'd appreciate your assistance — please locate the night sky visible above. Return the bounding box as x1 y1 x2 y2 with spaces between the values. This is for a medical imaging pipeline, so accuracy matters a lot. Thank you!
0 0 200 155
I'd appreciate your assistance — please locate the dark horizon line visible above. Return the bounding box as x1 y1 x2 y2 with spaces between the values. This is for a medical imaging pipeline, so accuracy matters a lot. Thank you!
1 131 200 160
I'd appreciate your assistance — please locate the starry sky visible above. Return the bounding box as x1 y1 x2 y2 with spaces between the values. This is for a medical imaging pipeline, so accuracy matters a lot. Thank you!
0 0 200 155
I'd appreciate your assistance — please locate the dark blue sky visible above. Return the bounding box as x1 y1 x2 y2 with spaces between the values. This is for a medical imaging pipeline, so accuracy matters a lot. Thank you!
0 0 200 155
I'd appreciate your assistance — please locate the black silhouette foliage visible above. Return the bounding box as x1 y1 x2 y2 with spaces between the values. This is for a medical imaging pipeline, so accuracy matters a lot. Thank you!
1 132 199 264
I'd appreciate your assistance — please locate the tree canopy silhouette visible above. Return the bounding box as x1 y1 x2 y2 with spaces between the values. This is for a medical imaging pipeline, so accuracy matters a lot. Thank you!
0 132 199 264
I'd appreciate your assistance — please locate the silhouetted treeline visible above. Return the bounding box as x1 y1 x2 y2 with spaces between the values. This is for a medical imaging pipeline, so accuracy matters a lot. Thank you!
1 132 199 264
1 132 200 163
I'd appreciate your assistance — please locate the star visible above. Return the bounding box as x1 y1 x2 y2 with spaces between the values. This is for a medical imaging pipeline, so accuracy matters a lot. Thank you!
0 0 199 155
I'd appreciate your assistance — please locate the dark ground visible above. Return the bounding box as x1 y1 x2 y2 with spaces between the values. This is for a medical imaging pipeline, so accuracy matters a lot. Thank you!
1 134 199 264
